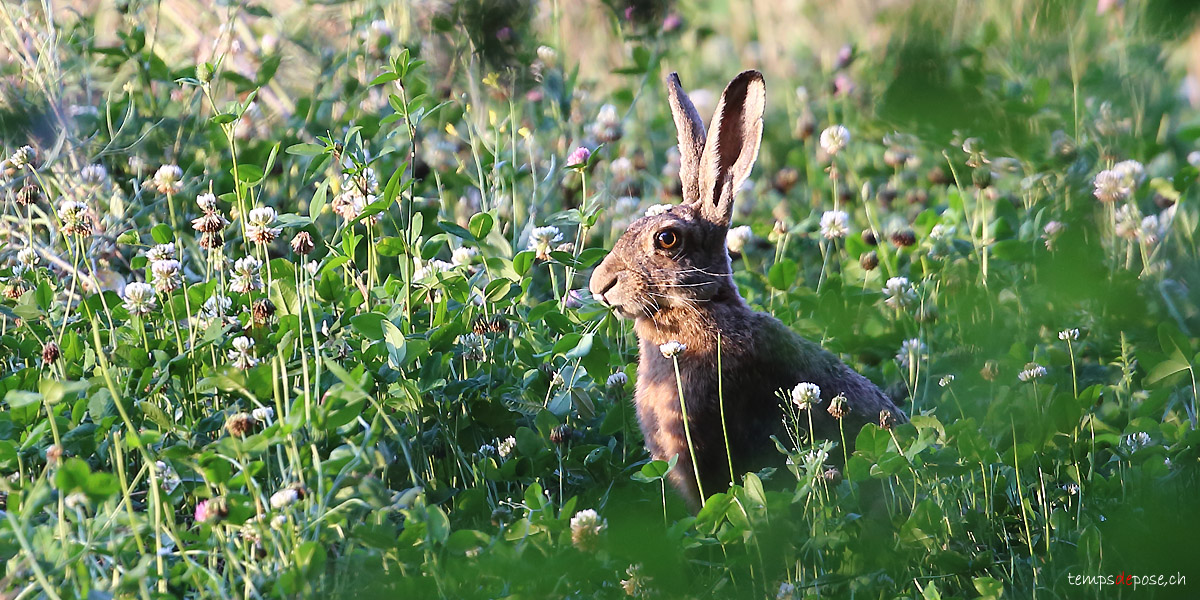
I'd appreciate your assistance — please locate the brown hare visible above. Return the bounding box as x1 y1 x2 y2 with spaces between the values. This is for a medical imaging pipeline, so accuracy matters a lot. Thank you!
589 70 906 508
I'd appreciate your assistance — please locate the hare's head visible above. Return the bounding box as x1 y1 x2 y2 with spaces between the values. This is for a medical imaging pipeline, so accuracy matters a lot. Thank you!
590 70 766 321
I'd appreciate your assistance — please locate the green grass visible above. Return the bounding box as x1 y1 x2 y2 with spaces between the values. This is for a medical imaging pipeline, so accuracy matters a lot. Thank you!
0 0 1198 598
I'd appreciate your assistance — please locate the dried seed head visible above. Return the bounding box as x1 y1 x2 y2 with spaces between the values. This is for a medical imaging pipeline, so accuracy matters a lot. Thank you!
3 283 26 300
191 212 229 233
224 412 257 438
980 359 1000 382
861 230 878 246
42 341 61 364
198 232 224 250
550 424 575 446
879 409 897 430
290 231 315 255
16 182 43 206
859 250 879 271
251 298 276 325
773 167 800 194
890 229 917 248
827 394 847 420
490 506 513 526
46 444 64 465
821 467 842 486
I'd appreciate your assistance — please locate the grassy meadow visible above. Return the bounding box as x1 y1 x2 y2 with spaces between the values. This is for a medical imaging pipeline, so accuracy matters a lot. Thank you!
1 0 1199 597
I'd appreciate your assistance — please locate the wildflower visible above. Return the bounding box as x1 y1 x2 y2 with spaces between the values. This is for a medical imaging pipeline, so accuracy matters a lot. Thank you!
196 192 218 212
821 467 842 486
230 256 263 293
80 164 108 187
859 250 879 271
569 508 607 551
196 294 231 328
146 243 176 263
567 146 591 167
879 409 897 430
7 145 36 170
1058 329 1080 341
1114 204 1141 239
980 360 1000 381
527 225 563 260
452 246 478 267
414 259 454 281
251 298 276 325
1018 363 1047 382
1139 215 1162 245
819 210 849 240
1121 431 1153 452
290 231 315 255
16 183 43 206
827 393 848 419
882 276 917 311
194 498 228 524
150 259 182 294
818 125 850 156
478 443 497 456
229 336 259 369
15 247 38 275
896 338 926 368
607 372 628 388
251 406 274 422
790 382 821 409
890 229 917 248
592 104 623 143
1042 220 1064 249
777 582 796 600
122 282 156 316
610 156 635 181
1112 160 1144 188
156 460 181 492
1093 169 1128 203
621 564 652 598
1063 482 1080 496
938 374 955 387
726 225 753 254
536 45 558 68
497 436 516 458
3 283 26 300
659 341 686 358
191 212 229 234
41 341 60 364
224 412 257 437
550 424 575 445
270 484 307 509
149 164 184 195
246 206 281 244
58 201 92 236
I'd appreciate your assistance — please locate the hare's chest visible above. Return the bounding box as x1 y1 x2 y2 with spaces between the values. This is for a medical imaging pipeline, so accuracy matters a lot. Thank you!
633 352 721 459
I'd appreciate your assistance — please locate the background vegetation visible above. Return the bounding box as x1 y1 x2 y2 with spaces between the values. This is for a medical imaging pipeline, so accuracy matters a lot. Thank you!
1 0 1198 597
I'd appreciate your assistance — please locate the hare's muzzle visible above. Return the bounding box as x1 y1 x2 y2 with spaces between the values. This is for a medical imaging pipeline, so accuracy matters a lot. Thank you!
589 270 618 307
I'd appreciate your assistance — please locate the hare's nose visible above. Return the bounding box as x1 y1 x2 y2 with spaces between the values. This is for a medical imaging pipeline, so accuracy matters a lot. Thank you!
590 273 618 306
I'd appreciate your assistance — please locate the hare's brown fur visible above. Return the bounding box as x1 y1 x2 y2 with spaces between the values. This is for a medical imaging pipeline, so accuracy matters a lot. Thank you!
590 71 906 508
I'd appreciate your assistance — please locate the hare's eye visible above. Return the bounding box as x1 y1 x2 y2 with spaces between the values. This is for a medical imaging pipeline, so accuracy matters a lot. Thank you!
655 229 680 250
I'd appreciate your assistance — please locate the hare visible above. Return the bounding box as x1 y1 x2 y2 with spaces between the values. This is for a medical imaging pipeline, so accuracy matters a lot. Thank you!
589 70 906 508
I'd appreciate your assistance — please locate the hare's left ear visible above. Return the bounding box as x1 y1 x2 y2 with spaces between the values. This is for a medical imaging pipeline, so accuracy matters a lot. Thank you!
694 70 765 228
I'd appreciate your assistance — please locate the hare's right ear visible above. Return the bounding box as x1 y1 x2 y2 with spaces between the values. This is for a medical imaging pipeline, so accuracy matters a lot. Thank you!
695 70 765 228
666 72 707 205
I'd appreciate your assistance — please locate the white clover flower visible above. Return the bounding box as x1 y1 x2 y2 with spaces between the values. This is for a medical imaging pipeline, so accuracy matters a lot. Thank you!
569 508 607 551
156 460 181 493
229 335 258 369
414 259 454 281
246 206 281 244
1121 431 1153 452
591 103 622 142
150 259 182 293
8 145 36 170
818 125 850 156
819 210 849 240
929 224 955 240
230 256 263 293
196 294 231 328
497 436 516 458
1139 215 1161 245
123 282 156 316
149 164 184 195
777 582 796 600
1114 203 1141 239
606 372 628 388
1093 169 1129 203
251 406 274 422
15 247 38 275
644 204 673 217
57 201 92 236
790 382 821 409
270 488 300 509
536 45 558 68
896 338 927 369
1018 363 1047 382
938 374 955 387
1043 220 1064 249
659 341 686 358
882 276 917 311
478 443 497 456
1063 482 1080 496
1058 329 1080 341
146 243 176 263
1112 160 1144 188
726 225 753 254
609 156 635 181
196 192 218 212
527 225 563 261
80 164 108 187
451 246 478 267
